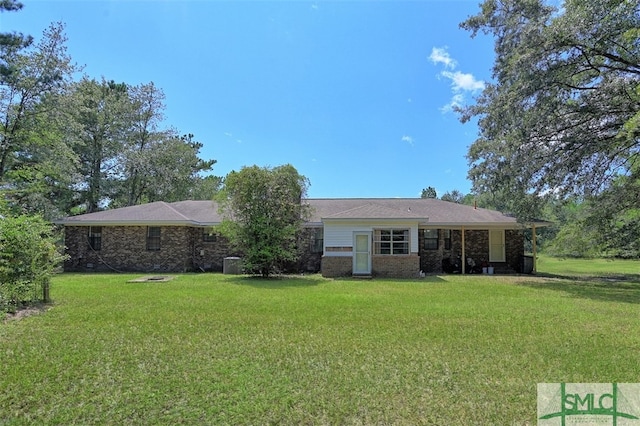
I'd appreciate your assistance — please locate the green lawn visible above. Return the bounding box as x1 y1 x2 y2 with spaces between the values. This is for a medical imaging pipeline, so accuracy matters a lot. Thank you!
1 260 639 425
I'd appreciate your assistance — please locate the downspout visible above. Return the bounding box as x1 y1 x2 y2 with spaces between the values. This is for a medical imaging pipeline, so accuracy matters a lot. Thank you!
461 226 466 274
532 224 537 274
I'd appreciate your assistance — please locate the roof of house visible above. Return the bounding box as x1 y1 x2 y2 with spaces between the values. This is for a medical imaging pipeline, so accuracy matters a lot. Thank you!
57 200 221 226
56 198 550 229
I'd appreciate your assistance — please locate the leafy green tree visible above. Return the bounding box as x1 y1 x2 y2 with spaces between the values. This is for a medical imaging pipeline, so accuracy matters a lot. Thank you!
440 189 465 204
216 164 310 277
0 22 77 216
420 186 437 198
0 0 32 77
139 133 217 203
116 81 166 206
188 174 223 200
113 83 217 206
0 203 65 313
460 0 639 223
63 77 130 213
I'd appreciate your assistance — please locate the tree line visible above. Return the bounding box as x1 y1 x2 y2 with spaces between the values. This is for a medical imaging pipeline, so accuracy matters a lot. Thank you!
0 2 218 313
422 0 639 259
0 9 218 221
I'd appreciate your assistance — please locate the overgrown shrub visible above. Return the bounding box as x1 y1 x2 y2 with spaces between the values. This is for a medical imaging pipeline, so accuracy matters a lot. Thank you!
0 213 65 314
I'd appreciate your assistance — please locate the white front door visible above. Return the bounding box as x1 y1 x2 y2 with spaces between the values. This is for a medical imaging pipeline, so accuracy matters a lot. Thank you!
489 230 506 262
353 232 371 275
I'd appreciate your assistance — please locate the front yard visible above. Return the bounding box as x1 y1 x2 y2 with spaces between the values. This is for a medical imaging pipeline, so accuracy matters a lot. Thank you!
1 259 639 424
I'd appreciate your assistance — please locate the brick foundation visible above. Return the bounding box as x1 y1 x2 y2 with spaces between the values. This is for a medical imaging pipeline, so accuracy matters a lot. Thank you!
321 254 420 278
372 254 420 278
321 256 352 277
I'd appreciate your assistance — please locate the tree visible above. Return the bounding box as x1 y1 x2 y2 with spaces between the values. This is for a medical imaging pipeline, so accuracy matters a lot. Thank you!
216 164 310 277
420 186 437 198
117 81 166 206
112 83 217 207
63 77 130 213
0 0 32 78
440 189 465 204
0 22 77 216
137 133 217 203
0 202 65 313
460 0 640 223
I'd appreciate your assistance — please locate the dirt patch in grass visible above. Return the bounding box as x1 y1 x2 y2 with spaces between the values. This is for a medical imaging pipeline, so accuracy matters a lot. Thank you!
3 302 51 323
127 275 176 283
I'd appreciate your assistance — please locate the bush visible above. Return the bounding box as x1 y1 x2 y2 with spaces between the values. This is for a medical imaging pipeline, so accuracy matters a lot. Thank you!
0 213 65 314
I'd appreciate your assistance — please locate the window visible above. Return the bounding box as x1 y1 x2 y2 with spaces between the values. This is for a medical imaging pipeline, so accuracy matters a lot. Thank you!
88 226 102 251
443 229 452 250
147 227 161 251
310 228 323 253
202 228 216 243
374 229 409 255
423 229 438 250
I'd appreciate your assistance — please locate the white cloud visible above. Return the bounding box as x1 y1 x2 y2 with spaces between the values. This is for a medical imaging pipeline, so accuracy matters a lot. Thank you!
401 135 414 145
441 70 485 93
430 46 484 113
429 47 456 69
439 93 465 113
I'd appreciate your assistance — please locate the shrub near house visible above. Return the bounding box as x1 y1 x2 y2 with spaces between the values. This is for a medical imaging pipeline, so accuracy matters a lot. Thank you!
0 213 64 313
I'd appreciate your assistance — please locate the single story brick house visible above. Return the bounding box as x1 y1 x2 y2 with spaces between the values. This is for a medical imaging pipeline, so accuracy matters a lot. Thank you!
56 198 549 277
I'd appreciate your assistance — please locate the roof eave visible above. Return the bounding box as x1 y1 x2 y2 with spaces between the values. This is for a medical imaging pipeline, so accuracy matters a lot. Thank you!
56 220 221 227
321 217 429 222
421 221 551 229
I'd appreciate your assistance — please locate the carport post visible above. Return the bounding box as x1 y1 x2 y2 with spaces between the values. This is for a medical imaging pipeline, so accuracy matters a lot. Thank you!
532 224 537 274
461 226 466 274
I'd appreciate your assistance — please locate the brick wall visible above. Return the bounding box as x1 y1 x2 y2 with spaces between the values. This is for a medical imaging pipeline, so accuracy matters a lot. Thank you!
461 230 490 266
64 226 236 272
419 229 525 273
191 228 237 272
321 256 352 277
419 230 455 273
372 254 420 278
506 230 524 272
65 225 320 274
321 254 420 278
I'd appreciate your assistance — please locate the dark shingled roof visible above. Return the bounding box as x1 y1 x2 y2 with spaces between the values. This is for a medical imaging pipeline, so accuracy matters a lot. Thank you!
305 198 539 228
57 198 549 228
58 201 221 226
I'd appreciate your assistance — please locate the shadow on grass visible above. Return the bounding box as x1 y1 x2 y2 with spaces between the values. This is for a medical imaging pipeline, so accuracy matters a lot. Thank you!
224 274 450 288
224 274 325 289
517 272 640 304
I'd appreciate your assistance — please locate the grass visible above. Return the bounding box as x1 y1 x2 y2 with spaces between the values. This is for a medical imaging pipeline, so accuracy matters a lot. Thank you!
1 259 640 425
537 254 640 277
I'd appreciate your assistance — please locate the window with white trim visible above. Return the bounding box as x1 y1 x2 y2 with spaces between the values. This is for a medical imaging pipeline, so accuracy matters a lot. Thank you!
373 229 409 255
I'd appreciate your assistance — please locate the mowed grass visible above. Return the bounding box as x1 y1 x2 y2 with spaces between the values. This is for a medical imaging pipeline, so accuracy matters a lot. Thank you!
1 259 640 425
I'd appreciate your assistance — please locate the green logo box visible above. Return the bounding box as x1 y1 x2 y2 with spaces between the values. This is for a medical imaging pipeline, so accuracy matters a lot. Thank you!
538 383 640 425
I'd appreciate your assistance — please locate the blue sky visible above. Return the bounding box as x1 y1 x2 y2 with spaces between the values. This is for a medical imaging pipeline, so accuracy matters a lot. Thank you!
2 1 495 198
